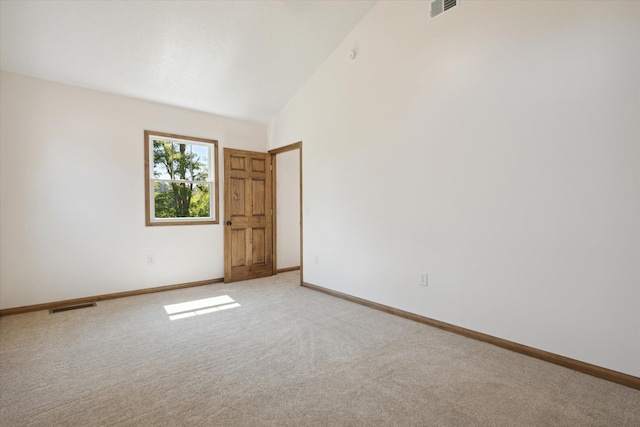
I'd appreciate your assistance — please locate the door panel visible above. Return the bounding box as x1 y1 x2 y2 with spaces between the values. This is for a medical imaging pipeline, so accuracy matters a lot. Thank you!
230 178 245 215
252 180 266 215
252 158 267 172
230 155 245 170
231 229 246 268
224 148 273 282
252 228 266 264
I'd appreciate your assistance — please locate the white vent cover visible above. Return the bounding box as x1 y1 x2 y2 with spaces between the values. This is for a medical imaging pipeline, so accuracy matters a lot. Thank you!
431 0 459 19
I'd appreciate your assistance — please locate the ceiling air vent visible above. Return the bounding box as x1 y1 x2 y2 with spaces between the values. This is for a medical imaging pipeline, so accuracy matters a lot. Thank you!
431 0 459 19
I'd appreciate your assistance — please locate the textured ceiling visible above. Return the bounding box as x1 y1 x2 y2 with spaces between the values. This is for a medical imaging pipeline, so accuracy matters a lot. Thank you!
0 0 376 123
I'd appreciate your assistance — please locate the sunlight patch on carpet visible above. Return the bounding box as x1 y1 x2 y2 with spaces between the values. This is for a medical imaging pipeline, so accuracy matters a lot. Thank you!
164 296 240 320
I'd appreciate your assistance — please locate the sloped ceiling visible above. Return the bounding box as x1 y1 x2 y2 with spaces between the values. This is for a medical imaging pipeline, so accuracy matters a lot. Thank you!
0 0 376 123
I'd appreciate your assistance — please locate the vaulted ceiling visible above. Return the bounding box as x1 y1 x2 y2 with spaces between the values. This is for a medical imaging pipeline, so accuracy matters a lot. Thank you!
0 0 376 123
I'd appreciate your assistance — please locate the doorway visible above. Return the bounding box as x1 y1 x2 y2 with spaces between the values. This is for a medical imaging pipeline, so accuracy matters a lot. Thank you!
223 143 302 284
269 142 302 284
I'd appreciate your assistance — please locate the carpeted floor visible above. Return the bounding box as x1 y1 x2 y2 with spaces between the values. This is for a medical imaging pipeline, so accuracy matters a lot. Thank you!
1 271 638 426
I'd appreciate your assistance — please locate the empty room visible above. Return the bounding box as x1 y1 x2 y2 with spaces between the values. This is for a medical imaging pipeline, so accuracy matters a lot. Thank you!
1 0 638 425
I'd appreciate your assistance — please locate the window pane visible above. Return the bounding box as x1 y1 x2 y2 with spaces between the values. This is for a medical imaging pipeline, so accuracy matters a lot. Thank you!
154 181 211 218
152 139 174 180
189 144 209 181
152 140 209 182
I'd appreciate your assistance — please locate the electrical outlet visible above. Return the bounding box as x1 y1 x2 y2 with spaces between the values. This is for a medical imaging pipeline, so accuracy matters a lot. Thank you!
419 272 428 286
147 255 155 266
314 255 319 265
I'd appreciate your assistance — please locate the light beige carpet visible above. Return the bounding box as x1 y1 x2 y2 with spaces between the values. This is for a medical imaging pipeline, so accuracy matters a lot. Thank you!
1 271 638 426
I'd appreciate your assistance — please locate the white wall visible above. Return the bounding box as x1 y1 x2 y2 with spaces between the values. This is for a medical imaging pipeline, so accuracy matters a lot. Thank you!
268 1 640 377
275 149 300 269
0 71 267 309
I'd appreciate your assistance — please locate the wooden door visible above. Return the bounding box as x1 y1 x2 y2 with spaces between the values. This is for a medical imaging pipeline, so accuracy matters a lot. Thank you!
224 148 273 282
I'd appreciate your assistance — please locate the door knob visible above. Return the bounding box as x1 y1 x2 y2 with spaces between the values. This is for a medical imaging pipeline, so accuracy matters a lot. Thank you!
226 221 232 226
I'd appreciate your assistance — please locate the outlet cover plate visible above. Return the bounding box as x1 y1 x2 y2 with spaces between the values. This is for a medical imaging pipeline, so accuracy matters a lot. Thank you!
419 272 428 286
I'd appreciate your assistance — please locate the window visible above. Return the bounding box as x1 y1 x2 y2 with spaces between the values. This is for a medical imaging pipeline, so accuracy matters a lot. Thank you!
144 130 219 226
